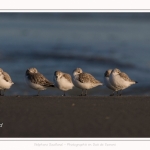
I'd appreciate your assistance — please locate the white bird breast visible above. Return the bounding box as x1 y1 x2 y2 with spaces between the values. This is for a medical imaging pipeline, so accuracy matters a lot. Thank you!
25 76 46 90
0 75 13 89
54 76 74 91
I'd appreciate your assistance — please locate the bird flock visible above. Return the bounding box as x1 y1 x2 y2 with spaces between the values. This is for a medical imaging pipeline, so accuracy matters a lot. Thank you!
0 67 138 96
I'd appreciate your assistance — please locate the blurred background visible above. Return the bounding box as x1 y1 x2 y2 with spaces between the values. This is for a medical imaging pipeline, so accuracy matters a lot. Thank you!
0 13 150 96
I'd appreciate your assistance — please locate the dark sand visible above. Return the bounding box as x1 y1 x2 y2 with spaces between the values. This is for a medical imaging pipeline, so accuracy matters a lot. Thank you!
0 96 150 137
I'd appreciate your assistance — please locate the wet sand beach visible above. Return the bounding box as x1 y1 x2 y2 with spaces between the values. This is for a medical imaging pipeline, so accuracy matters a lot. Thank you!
0 96 150 137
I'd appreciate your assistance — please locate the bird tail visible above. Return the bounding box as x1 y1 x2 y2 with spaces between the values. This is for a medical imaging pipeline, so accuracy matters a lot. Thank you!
50 84 55 87
47 84 55 87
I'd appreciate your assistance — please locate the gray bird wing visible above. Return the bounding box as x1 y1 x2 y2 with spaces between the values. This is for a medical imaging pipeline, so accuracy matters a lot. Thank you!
29 72 54 87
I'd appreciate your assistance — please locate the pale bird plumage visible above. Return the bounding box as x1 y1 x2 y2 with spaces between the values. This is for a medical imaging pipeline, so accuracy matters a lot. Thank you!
104 69 118 96
72 68 103 96
53 70 74 96
0 68 14 96
25 68 54 96
109 68 138 96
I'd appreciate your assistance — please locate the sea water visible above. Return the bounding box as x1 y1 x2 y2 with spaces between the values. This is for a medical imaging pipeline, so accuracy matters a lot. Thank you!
0 13 150 96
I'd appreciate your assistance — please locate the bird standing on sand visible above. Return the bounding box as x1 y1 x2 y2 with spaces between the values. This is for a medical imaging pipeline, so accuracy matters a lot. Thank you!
109 68 138 96
72 68 103 96
53 71 74 96
104 69 118 96
0 68 14 96
25 68 54 96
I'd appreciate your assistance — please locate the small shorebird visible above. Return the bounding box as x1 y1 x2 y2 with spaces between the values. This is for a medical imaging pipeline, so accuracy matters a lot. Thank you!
53 71 74 96
109 68 138 96
0 68 14 96
104 69 118 96
25 68 54 96
72 68 103 96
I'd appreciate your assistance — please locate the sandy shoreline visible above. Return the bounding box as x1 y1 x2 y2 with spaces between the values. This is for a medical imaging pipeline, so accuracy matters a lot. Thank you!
0 96 150 137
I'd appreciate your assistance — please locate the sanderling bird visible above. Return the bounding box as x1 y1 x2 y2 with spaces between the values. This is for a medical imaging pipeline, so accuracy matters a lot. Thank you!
104 69 118 96
72 68 103 96
53 71 74 96
0 68 14 96
109 68 138 96
25 68 54 96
